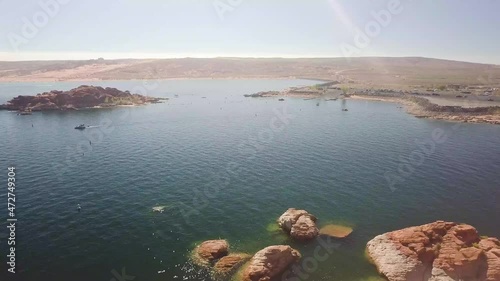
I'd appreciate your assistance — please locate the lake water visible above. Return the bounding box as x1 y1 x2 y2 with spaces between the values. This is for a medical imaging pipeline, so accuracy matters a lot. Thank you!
0 79 499 281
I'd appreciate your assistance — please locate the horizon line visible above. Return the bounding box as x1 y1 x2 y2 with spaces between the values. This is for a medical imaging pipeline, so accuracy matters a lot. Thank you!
0 54 498 66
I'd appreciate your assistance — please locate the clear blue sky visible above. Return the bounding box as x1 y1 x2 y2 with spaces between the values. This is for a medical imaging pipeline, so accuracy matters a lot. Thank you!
0 0 499 64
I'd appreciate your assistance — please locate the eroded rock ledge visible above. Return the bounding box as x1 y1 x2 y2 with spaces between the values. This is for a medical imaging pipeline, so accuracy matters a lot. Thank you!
366 221 500 281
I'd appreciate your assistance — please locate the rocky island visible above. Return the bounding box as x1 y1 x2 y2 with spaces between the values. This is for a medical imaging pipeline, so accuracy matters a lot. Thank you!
0 85 166 112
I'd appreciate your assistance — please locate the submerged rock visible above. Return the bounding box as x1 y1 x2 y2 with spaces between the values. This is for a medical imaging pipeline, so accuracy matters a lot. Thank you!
277 208 318 241
213 253 251 278
242 245 301 281
366 221 500 281
319 224 353 238
192 240 229 266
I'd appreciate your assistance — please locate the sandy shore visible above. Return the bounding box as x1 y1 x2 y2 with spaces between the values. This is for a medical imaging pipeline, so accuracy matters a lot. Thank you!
349 95 412 105
349 95 500 125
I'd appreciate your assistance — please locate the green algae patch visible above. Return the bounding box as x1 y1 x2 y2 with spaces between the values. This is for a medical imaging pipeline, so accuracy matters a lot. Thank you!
364 248 374 263
266 222 289 243
357 276 386 281
266 222 281 233
231 260 251 281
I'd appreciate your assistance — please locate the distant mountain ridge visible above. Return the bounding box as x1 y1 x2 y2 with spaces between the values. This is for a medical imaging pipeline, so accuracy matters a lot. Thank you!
0 57 499 89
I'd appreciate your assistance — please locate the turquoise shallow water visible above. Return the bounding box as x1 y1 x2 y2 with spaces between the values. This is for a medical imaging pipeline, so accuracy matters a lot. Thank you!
0 79 499 281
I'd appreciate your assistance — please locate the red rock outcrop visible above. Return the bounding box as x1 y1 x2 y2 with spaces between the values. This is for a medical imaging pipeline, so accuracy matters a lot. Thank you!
366 221 500 281
290 215 319 241
192 239 229 266
479 238 500 281
277 208 319 241
0 85 165 111
242 245 301 281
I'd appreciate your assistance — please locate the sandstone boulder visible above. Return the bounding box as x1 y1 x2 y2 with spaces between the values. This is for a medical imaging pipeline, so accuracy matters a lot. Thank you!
193 240 229 266
278 208 311 232
277 208 318 241
242 245 300 281
479 238 500 281
366 221 500 281
290 215 319 241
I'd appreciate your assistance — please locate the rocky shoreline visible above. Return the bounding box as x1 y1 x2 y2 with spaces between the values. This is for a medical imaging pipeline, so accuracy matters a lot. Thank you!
350 95 500 125
243 85 500 125
0 85 166 112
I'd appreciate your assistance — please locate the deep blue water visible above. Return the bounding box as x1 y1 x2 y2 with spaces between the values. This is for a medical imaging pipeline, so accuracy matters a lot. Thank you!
0 79 499 281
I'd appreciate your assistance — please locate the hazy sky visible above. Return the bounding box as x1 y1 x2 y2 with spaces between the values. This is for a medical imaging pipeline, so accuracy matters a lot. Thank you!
0 0 499 63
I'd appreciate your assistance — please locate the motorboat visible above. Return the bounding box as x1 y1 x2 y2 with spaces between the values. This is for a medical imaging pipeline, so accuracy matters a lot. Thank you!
75 124 86 130
17 109 33 115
